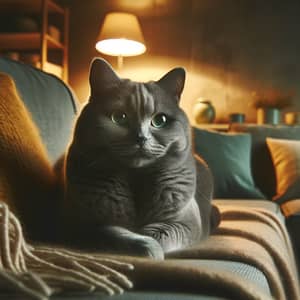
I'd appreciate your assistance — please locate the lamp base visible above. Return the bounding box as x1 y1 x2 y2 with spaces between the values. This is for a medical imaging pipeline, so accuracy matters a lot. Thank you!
117 55 123 69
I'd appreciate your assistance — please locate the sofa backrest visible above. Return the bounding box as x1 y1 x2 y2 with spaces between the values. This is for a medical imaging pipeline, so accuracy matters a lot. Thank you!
230 124 300 199
0 57 78 164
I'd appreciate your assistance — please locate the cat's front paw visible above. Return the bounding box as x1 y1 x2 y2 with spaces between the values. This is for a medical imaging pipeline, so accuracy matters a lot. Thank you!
132 236 164 260
97 226 164 259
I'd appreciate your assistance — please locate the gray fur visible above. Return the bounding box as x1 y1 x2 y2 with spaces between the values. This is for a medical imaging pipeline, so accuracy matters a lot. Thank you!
63 58 219 259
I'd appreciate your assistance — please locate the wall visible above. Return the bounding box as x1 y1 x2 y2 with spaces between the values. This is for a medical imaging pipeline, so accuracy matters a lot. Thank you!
64 0 300 123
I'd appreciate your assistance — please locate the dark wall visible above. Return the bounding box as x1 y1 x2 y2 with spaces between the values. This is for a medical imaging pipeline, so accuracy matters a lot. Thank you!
64 0 300 123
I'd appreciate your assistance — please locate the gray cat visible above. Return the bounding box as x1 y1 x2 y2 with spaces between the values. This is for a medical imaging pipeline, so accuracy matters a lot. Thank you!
63 58 219 259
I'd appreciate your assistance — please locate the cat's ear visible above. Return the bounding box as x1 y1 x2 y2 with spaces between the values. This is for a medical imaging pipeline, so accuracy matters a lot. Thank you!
89 58 121 96
157 68 186 102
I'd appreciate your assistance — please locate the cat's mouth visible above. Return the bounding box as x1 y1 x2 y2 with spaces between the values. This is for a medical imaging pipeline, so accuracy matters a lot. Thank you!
117 145 156 167
131 146 153 158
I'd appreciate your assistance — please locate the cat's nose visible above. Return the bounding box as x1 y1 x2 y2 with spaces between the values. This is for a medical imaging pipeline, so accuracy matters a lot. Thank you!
136 133 147 146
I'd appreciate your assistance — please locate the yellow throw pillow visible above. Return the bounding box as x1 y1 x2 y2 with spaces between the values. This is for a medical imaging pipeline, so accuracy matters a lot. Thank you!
266 137 300 203
0 72 57 239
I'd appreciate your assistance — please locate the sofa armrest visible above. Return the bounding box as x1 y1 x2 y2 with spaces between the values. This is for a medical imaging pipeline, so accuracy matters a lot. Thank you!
0 57 78 164
281 199 300 264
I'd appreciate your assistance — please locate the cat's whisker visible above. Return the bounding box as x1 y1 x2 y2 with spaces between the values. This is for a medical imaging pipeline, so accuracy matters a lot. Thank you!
86 160 101 168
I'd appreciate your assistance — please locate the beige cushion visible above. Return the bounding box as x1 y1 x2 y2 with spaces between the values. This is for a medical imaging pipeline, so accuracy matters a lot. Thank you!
281 199 300 217
266 138 300 203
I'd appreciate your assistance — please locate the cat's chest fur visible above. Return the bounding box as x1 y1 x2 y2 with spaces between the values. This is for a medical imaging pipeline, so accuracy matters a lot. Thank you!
66 149 195 229
132 162 195 221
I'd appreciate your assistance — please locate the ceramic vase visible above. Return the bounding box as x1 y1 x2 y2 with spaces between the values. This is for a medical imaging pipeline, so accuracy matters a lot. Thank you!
193 100 216 124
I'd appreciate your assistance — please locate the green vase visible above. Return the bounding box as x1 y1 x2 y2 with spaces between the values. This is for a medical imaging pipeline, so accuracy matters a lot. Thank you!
193 100 216 124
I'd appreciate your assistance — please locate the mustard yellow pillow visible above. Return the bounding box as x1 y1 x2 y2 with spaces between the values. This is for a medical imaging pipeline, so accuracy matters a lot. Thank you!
0 72 56 238
266 137 300 203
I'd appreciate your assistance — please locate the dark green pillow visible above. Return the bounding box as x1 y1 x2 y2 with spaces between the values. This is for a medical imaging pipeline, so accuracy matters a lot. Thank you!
230 124 300 199
193 127 265 199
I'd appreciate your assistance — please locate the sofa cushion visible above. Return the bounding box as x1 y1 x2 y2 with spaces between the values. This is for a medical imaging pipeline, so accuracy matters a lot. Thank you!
193 127 265 199
281 199 300 217
0 57 78 164
230 124 300 199
266 138 300 203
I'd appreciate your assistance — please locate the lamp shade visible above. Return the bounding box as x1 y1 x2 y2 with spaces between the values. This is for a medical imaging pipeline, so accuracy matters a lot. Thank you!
96 12 146 57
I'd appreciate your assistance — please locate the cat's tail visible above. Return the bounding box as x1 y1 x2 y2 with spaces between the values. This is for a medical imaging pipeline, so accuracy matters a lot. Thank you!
194 153 221 234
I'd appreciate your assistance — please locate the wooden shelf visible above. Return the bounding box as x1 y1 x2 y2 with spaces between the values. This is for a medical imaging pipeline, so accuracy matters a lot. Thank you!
0 33 64 50
46 34 64 49
48 0 65 14
0 0 64 14
0 0 69 82
193 123 230 131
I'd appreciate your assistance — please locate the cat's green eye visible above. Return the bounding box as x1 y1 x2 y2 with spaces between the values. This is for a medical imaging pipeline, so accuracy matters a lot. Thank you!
151 113 168 128
111 111 128 126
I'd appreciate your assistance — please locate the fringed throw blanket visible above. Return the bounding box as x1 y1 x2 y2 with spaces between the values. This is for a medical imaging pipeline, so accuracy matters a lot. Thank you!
0 201 133 299
165 205 300 300
1 201 299 300
106 205 300 300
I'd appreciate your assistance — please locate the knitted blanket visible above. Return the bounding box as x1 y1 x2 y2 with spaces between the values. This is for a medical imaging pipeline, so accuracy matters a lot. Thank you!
167 205 300 300
110 205 300 300
0 201 134 299
1 202 298 300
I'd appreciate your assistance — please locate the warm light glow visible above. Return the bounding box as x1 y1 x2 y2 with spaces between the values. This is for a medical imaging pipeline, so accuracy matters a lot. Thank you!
73 56 251 123
95 38 146 56
96 12 146 57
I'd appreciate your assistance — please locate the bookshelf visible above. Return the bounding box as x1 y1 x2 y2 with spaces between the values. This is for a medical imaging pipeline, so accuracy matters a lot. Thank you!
0 0 69 82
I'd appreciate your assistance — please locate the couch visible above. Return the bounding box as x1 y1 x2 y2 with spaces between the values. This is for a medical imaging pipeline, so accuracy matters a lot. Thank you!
193 124 300 257
0 57 299 300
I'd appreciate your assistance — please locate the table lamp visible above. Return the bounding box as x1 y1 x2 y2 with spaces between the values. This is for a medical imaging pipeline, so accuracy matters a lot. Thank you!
95 12 146 69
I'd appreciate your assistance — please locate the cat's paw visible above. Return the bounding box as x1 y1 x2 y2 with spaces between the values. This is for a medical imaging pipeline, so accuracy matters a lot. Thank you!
132 236 164 260
96 226 164 259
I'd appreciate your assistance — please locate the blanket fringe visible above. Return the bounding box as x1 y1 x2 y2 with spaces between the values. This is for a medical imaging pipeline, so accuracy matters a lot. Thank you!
0 201 133 299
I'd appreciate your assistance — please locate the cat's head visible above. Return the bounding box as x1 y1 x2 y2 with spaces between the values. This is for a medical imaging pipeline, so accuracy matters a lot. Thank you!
75 58 190 168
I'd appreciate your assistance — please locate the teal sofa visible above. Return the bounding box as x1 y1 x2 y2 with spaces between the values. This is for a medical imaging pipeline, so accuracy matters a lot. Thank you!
1 57 299 300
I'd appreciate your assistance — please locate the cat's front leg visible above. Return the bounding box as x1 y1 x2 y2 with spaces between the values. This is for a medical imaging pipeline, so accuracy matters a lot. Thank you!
140 222 199 253
97 226 164 260
140 199 203 253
